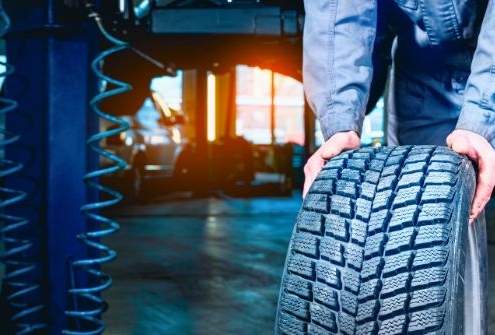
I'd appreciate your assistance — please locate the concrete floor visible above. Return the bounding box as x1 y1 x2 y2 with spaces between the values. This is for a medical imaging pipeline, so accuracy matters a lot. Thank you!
104 194 495 335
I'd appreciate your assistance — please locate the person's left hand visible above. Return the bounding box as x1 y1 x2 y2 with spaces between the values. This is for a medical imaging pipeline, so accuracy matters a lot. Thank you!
447 129 495 223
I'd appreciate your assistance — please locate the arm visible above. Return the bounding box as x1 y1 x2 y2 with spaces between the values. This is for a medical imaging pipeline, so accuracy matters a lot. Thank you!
448 0 495 222
303 0 378 140
455 0 495 145
302 0 378 197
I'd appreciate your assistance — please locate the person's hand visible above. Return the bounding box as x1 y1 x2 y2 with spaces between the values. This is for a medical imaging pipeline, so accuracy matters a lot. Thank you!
447 129 495 223
303 131 360 198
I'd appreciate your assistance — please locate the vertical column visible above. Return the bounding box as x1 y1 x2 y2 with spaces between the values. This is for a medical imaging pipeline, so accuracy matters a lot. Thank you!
3 5 96 333
195 68 209 194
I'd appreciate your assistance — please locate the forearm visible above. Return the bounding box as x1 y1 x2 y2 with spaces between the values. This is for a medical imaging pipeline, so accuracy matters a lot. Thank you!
456 0 495 147
303 0 377 140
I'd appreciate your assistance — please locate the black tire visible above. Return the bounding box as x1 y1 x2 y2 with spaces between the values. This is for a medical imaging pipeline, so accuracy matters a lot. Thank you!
275 145 487 335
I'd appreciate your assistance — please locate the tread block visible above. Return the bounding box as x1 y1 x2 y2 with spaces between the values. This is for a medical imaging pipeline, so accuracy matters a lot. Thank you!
377 175 397 191
355 198 372 220
379 293 408 319
383 251 413 277
410 287 446 310
369 159 386 172
318 168 339 180
397 172 423 188
373 190 393 211
356 321 378 334
297 211 324 235
430 153 461 164
421 185 456 203
368 210 388 234
381 272 409 297
341 168 362 182
345 244 364 270
292 233 319 258
413 248 448 269
341 290 358 315
316 262 341 289
324 214 349 241
381 164 400 177
378 315 406 335
424 171 457 186
343 268 361 294
320 236 344 265
350 219 368 246
385 227 416 255
279 311 306 335
361 182 377 200
361 257 383 281
308 322 333 335
428 161 459 174
286 274 313 299
304 193 329 212
310 179 335 194
364 170 380 183
393 186 421 208
338 312 356 335
347 159 367 171
364 233 386 259
324 158 346 169
402 161 427 174
385 154 405 166
389 205 417 231
408 308 445 333
310 303 337 332
288 254 315 280
330 195 353 218
336 180 357 198
358 278 380 302
314 282 339 311
356 299 379 323
418 203 452 226
411 267 448 290
404 153 429 164
415 224 449 247
280 292 310 319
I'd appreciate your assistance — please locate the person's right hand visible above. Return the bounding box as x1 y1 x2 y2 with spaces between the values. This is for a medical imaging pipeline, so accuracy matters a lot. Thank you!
303 131 361 198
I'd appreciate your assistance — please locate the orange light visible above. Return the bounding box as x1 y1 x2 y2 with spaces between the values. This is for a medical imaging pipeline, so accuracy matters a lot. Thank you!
207 73 216 142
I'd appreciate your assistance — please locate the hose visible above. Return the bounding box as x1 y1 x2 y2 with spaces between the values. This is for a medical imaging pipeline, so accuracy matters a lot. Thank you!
63 5 131 335
0 6 47 335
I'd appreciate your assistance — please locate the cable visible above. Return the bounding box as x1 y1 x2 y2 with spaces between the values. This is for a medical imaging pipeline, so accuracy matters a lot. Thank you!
63 4 131 334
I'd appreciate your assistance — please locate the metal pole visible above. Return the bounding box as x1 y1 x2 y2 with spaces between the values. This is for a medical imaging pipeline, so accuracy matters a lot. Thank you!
3 3 96 333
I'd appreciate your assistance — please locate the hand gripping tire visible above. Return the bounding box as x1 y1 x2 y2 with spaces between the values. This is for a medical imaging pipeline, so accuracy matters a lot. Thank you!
275 146 487 335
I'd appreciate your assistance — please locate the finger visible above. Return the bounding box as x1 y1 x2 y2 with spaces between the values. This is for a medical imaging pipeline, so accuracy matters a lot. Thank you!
470 165 495 223
303 159 325 198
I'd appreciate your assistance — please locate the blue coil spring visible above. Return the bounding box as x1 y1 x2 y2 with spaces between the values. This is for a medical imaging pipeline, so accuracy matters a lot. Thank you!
0 8 47 335
63 10 131 335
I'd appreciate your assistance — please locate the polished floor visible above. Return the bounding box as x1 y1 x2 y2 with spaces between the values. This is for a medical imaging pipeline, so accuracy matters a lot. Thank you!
104 195 495 335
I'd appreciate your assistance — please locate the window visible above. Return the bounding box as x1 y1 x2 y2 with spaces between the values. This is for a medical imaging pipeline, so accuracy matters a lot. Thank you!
235 65 304 145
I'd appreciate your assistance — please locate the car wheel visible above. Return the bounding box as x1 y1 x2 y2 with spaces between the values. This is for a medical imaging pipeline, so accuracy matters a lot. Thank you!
275 145 487 334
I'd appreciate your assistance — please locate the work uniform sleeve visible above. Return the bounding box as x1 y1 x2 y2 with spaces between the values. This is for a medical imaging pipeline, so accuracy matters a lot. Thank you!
303 0 378 141
456 0 495 147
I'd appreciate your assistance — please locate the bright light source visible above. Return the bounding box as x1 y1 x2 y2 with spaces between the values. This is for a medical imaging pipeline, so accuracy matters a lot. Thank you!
207 73 216 142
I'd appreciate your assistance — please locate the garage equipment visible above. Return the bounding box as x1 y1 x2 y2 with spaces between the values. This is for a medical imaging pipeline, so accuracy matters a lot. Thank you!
0 9 47 334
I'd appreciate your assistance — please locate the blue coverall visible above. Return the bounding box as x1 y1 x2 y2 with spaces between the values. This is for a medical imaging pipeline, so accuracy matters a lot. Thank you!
303 0 495 147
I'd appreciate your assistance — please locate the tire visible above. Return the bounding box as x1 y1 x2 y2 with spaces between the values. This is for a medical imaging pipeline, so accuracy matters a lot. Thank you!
275 145 487 335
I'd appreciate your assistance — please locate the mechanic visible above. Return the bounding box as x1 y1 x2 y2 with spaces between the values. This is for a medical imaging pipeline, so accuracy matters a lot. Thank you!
302 0 495 223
